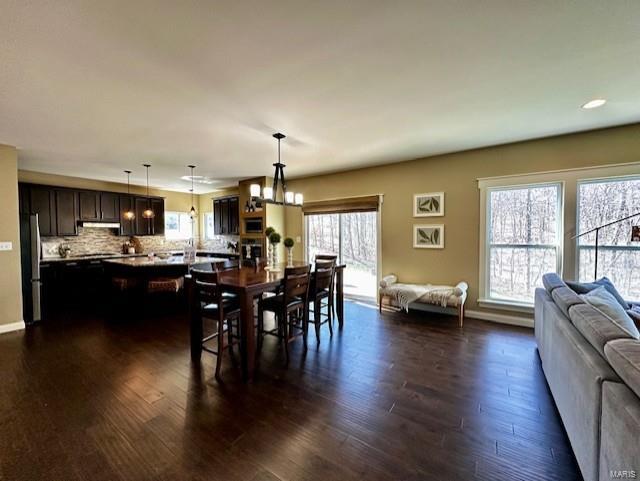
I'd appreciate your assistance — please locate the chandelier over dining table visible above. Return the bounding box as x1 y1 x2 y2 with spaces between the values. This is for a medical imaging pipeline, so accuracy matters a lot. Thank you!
250 133 303 207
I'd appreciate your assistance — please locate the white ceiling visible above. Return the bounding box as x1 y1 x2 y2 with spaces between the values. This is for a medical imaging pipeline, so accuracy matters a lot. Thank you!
1 1 639 193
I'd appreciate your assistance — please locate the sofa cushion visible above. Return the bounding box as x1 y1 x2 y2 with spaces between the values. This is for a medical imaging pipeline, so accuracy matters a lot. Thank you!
550 286 584 317
568 304 638 358
604 339 640 399
542 273 566 293
566 277 630 310
581 287 639 338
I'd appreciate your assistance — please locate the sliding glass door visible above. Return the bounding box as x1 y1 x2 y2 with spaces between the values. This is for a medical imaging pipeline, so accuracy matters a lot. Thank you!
306 211 378 299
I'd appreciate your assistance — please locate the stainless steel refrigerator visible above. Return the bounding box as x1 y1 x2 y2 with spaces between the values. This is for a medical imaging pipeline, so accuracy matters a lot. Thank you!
20 213 42 323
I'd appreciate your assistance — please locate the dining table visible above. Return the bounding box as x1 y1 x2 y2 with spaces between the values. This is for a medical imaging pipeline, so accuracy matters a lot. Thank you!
189 261 346 381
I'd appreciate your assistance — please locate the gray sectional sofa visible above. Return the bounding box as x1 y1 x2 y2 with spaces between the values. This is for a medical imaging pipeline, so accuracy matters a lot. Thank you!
535 273 640 481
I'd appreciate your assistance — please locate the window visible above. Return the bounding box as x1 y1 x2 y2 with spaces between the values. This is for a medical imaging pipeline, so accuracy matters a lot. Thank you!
485 183 562 304
577 177 640 301
165 212 193 240
305 211 378 299
203 212 214 240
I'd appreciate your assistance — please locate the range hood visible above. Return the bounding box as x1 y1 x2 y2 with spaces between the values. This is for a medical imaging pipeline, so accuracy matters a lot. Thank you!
79 221 121 229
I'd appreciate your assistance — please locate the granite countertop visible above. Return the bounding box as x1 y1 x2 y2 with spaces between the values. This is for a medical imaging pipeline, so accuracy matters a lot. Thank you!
103 255 225 267
42 250 239 264
41 253 145 264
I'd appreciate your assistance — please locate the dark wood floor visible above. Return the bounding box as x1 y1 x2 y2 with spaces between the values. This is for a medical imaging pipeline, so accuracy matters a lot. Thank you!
0 301 581 481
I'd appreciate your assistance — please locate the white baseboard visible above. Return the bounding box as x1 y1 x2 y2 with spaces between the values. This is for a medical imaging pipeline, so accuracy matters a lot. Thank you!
0 320 26 335
465 309 534 329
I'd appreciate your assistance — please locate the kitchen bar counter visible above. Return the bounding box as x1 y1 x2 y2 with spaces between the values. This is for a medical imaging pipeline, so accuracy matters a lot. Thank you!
42 250 239 264
103 255 223 268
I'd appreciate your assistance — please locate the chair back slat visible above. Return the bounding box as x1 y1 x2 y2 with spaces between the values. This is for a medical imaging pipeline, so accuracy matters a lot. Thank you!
284 264 311 303
314 259 335 292
315 254 338 262
190 269 222 309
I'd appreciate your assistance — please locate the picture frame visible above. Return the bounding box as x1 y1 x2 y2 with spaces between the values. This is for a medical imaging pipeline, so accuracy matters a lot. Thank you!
413 192 444 217
413 224 445 249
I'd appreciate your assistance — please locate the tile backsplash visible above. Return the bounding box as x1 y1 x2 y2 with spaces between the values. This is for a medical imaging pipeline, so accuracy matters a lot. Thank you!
41 227 239 258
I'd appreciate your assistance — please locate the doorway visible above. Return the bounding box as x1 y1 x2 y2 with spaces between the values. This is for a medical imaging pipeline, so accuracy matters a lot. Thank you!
305 211 378 299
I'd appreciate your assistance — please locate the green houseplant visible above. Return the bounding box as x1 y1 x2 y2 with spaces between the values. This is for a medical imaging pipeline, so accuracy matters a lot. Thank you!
268 231 281 268
283 237 294 265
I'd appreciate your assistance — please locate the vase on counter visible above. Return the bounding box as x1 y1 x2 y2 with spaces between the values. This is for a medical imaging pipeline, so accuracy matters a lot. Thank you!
267 242 273 267
271 244 278 269
286 247 293 266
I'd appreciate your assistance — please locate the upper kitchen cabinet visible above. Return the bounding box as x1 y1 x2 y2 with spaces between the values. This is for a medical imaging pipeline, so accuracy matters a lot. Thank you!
119 195 135 236
54 189 78 236
150 198 165 236
28 185 56 236
100 192 120 222
213 196 239 235
133 196 165 236
79 191 119 222
78 191 100 221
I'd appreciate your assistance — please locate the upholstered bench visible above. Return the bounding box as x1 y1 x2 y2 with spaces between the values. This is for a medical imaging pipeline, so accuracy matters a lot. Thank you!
378 275 468 327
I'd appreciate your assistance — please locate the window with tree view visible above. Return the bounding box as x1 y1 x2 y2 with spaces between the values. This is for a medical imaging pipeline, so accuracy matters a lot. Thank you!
578 177 640 301
487 183 562 303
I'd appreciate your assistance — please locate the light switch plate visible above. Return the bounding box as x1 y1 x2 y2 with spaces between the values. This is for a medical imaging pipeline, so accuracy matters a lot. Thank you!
295 236 301 243
0 242 13 251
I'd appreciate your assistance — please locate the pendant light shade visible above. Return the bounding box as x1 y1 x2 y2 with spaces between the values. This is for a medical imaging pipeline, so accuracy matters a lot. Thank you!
123 170 135 220
142 164 154 219
188 165 197 220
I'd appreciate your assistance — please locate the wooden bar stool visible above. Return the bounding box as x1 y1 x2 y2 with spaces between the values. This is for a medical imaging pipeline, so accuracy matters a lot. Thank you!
188 269 241 381
257 264 311 365
308 258 336 345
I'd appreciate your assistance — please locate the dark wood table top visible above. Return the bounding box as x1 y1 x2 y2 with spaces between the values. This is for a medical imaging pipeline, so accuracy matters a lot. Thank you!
210 261 345 294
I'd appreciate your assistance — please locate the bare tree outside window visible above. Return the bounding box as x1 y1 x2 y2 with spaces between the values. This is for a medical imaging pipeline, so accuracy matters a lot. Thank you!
306 212 377 298
488 184 561 302
578 177 640 301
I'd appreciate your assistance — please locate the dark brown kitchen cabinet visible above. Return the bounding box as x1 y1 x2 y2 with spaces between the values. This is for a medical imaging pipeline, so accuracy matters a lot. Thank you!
100 192 119 222
133 197 165 236
54 189 78 236
213 196 239 235
151 198 165 236
134 197 151 235
228 197 239 235
29 186 56 236
119 195 135 236
213 199 222 235
79 191 100 221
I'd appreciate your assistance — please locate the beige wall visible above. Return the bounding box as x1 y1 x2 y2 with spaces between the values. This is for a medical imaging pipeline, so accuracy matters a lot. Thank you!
285 124 640 314
0 145 23 326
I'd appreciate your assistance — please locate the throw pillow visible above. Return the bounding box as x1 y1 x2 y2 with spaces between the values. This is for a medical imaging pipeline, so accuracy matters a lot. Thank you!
627 306 640 329
566 277 630 310
581 286 639 338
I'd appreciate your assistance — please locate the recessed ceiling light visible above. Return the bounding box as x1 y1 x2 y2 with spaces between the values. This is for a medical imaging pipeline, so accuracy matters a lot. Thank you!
581 99 607 109
180 175 215 185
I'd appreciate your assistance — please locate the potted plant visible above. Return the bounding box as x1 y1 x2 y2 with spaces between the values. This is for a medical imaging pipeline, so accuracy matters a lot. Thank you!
284 237 294 265
265 226 276 265
268 231 281 268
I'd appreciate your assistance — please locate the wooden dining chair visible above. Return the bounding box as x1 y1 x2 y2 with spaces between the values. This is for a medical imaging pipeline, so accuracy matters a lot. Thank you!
315 254 338 320
257 264 311 364
188 268 241 381
308 258 336 344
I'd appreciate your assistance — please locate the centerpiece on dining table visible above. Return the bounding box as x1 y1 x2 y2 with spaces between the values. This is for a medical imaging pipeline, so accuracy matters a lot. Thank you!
266 229 281 271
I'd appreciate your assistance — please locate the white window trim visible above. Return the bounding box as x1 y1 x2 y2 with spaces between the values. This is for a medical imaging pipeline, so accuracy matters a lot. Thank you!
479 180 564 308
478 162 640 311
574 174 640 281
